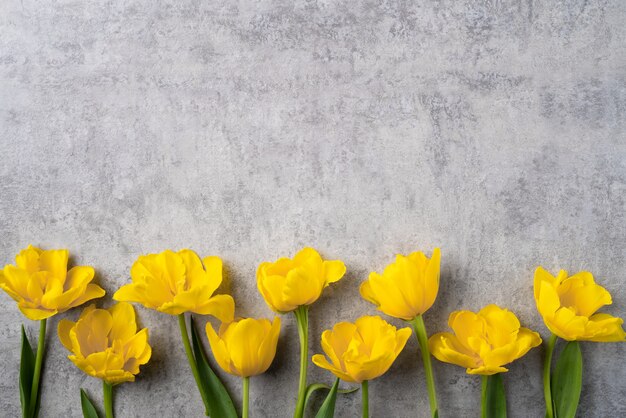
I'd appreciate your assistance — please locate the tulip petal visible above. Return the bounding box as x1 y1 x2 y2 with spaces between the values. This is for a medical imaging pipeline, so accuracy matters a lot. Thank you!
206 322 233 374
18 304 56 321
109 302 137 341
429 332 478 369
58 319 76 351
585 313 626 342
201 256 223 295
194 294 235 322
423 248 441 313
38 249 69 281
312 354 356 383
323 260 346 285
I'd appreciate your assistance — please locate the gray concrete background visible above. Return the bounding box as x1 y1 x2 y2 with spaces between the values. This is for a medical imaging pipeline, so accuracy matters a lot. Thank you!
1 1 625 417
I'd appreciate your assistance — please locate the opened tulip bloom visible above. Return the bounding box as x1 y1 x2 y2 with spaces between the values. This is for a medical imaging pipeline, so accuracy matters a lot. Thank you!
58 302 151 418
206 317 280 418
534 267 625 342
0 245 105 418
114 249 235 416
429 304 542 375
534 267 625 418
257 247 346 418
113 249 234 320
360 248 441 417
313 315 411 417
257 247 346 313
430 305 541 417
0 245 105 320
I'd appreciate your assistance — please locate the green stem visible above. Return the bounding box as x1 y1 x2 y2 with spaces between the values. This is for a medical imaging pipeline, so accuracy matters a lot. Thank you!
481 375 488 418
28 318 47 417
543 333 558 418
178 314 210 414
103 381 114 418
242 377 250 418
293 306 309 418
361 380 369 418
412 315 438 417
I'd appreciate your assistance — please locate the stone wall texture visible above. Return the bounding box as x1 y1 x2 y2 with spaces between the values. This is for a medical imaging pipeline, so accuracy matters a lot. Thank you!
1 1 625 417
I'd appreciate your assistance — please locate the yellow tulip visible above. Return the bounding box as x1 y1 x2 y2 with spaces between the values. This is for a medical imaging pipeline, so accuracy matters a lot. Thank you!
206 317 281 378
534 267 625 341
257 247 346 313
113 249 234 322
0 245 105 320
360 248 441 320
58 302 152 384
429 304 542 375
312 315 411 383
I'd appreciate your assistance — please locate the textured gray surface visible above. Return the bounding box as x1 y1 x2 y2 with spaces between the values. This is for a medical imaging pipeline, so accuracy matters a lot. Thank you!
1 0 625 417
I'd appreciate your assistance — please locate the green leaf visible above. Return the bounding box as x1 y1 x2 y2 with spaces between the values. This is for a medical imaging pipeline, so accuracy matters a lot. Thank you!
315 378 340 418
551 341 582 418
484 374 507 418
80 389 100 418
19 325 35 418
304 382 358 408
189 316 238 418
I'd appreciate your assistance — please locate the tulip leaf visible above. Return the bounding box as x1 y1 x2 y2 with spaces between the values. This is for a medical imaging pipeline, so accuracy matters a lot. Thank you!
189 316 238 418
484 374 507 418
551 341 582 418
304 382 358 408
19 325 35 418
80 389 100 418
315 378 340 418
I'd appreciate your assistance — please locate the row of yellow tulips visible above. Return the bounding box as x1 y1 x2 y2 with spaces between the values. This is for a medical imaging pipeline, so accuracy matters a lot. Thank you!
1 245 624 418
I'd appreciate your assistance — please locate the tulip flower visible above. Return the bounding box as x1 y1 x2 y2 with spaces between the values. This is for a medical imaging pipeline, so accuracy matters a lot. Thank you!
313 315 411 417
206 317 281 418
429 305 541 417
0 245 105 418
534 267 625 418
359 248 441 417
257 247 346 418
58 302 151 417
114 249 236 416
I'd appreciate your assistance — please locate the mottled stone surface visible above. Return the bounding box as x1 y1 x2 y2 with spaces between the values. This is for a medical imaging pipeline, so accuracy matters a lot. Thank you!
1 1 625 417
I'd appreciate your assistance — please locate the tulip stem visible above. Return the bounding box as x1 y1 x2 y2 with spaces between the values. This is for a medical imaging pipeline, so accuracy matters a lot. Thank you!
361 380 369 418
543 333 558 418
103 381 114 418
481 375 488 418
242 377 250 418
28 318 47 417
178 314 210 415
412 315 438 418
293 306 309 418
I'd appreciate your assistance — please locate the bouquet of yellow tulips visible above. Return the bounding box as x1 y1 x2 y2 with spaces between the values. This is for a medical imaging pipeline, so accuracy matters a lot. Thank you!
1 245 623 418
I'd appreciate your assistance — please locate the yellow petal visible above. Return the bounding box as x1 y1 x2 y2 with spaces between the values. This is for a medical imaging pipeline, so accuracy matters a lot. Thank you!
312 354 356 383
256 317 280 375
323 260 346 285
15 245 41 274
113 283 145 304
38 249 69 280
201 256 223 295
18 304 56 320
194 294 235 322
206 321 234 374
109 302 137 342
467 365 508 375
584 313 626 342
63 284 106 311
58 319 76 351
423 248 441 311
282 268 323 307
429 332 478 369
